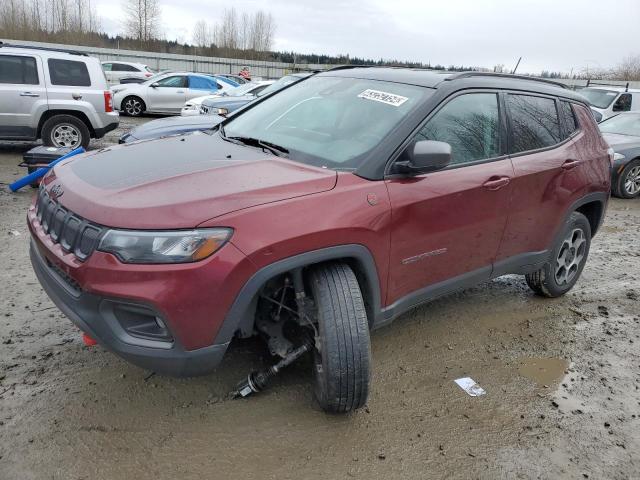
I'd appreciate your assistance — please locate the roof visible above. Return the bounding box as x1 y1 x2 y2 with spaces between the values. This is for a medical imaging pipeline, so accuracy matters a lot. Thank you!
319 66 585 102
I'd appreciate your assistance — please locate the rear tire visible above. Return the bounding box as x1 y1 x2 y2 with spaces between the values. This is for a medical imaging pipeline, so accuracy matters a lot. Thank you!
613 158 640 199
122 96 145 117
525 212 591 298
41 114 90 149
309 263 371 413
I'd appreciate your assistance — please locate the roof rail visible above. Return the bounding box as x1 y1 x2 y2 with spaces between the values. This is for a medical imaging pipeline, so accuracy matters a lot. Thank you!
325 65 374 72
585 79 629 92
445 71 568 89
0 41 88 57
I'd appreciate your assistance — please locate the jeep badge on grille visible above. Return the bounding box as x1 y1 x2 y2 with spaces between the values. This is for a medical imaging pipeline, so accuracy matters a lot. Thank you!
50 184 64 199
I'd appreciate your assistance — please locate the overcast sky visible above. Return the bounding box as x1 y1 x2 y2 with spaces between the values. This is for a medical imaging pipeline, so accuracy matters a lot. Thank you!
95 0 640 74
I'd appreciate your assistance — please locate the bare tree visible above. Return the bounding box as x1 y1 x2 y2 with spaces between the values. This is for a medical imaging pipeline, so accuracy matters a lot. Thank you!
122 0 162 45
614 55 640 81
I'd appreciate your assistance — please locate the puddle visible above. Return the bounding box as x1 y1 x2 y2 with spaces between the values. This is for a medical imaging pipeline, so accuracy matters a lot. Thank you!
517 357 568 386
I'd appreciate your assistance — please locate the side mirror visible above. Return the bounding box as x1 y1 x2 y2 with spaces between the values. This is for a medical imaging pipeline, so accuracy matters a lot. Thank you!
394 140 452 175
150 82 159 88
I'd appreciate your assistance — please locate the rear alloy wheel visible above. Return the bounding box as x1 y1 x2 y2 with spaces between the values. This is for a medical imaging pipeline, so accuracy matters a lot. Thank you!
309 263 371 413
525 212 591 298
41 114 90 149
123 96 145 117
614 159 640 199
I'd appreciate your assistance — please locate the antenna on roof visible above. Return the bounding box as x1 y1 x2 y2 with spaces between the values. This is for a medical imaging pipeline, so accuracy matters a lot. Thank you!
511 57 522 74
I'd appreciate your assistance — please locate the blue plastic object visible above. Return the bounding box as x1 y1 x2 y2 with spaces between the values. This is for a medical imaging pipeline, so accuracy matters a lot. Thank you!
9 147 85 192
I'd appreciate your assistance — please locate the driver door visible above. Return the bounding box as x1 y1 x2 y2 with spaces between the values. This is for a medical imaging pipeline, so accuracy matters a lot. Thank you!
385 92 514 305
146 75 187 113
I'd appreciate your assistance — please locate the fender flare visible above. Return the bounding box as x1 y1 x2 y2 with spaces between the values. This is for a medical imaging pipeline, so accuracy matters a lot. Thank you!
214 244 383 344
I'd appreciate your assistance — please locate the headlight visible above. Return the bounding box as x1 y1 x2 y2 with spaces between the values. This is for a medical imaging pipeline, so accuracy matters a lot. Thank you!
613 153 625 162
183 104 196 110
98 228 233 264
217 108 229 116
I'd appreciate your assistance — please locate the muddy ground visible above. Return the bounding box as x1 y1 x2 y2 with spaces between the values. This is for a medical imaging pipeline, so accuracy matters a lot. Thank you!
0 116 639 479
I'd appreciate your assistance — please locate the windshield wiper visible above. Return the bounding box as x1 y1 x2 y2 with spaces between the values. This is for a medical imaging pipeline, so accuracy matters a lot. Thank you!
227 136 289 157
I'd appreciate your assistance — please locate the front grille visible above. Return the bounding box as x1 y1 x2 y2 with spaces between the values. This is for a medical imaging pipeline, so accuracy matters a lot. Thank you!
34 187 104 261
199 105 210 115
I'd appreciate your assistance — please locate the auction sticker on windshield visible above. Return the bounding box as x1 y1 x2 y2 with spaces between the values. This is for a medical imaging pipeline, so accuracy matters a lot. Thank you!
358 89 408 107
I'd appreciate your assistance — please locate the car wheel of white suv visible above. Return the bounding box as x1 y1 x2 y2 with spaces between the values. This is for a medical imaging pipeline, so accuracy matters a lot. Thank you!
42 114 91 149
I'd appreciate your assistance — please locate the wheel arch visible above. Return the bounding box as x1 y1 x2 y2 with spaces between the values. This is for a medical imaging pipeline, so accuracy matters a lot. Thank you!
37 110 95 138
214 244 383 345
574 194 607 237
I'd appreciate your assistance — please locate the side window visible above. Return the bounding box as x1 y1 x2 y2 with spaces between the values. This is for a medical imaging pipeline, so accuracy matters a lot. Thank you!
47 59 91 86
415 93 501 166
507 94 561 153
156 76 187 88
189 76 217 90
613 93 632 112
560 101 579 138
120 64 140 72
102 63 112 72
0 55 39 84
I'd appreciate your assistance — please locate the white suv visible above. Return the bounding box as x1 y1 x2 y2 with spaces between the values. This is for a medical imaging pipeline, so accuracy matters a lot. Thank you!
0 42 119 149
101 61 154 85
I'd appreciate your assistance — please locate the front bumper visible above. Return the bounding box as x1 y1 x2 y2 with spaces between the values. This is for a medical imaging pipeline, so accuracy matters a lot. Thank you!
27 197 257 377
30 241 229 376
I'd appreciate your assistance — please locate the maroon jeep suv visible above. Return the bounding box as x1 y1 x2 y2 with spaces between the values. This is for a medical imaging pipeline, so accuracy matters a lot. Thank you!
28 68 611 413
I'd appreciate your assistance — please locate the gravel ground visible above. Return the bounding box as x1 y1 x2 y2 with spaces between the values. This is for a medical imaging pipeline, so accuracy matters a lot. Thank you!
0 117 639 479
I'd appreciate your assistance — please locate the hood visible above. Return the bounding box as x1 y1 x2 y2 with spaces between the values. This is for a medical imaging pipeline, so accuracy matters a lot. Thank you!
601 132 640 149
124 115 224 141
44 133 337 229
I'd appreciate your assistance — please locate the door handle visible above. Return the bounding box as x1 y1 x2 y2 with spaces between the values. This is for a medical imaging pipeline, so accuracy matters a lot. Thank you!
482 176 511 191
561 159 582 170
176 90 185 93
20 92 39 97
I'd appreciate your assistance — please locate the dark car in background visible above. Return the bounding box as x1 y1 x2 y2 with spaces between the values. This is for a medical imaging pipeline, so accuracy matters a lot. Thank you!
599 112 640 198
199 72 312 116
119 72 312 143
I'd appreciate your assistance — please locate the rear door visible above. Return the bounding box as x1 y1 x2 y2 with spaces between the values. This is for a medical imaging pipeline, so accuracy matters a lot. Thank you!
385 91 514 305
496 93 587 262
146 75 187 113
0 53 47 139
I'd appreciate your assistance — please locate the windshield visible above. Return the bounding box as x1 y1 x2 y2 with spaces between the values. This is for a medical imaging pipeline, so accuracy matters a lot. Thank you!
228 82 261 96
258 75 306 97
578 88 619 109
599 113 640 136
223 76 432 170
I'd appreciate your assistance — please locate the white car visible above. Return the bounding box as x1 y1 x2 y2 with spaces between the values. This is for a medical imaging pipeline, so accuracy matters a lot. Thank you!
180 80 275 116
112 72 238 116
102 61 154 85
578 83 640 122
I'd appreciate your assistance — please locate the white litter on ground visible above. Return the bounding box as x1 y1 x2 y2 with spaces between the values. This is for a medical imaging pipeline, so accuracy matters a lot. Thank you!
8 230 20 236
454 377 486 397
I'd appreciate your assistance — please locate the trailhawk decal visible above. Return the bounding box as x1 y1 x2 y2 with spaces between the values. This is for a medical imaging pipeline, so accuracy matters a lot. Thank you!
401 248 448 265
357 89 409 107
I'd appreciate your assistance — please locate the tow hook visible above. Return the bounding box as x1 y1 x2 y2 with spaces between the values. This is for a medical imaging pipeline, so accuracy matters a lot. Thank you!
82 333 98 347
232 338 312 399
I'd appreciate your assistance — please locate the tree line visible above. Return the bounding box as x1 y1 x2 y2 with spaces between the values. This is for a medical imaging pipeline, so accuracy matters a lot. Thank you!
1 0 639 79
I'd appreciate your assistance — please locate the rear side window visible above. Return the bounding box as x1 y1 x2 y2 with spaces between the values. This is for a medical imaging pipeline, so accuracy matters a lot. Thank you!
189 76 218 90
113 63 140 72
560 101 579 138
507 94 561 153
415 93 501 166
48 59 91 86
0 55 39 84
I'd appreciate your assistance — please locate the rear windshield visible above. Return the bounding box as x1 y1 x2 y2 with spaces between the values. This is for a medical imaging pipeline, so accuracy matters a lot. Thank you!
578 88 619 109
599 113 640 136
